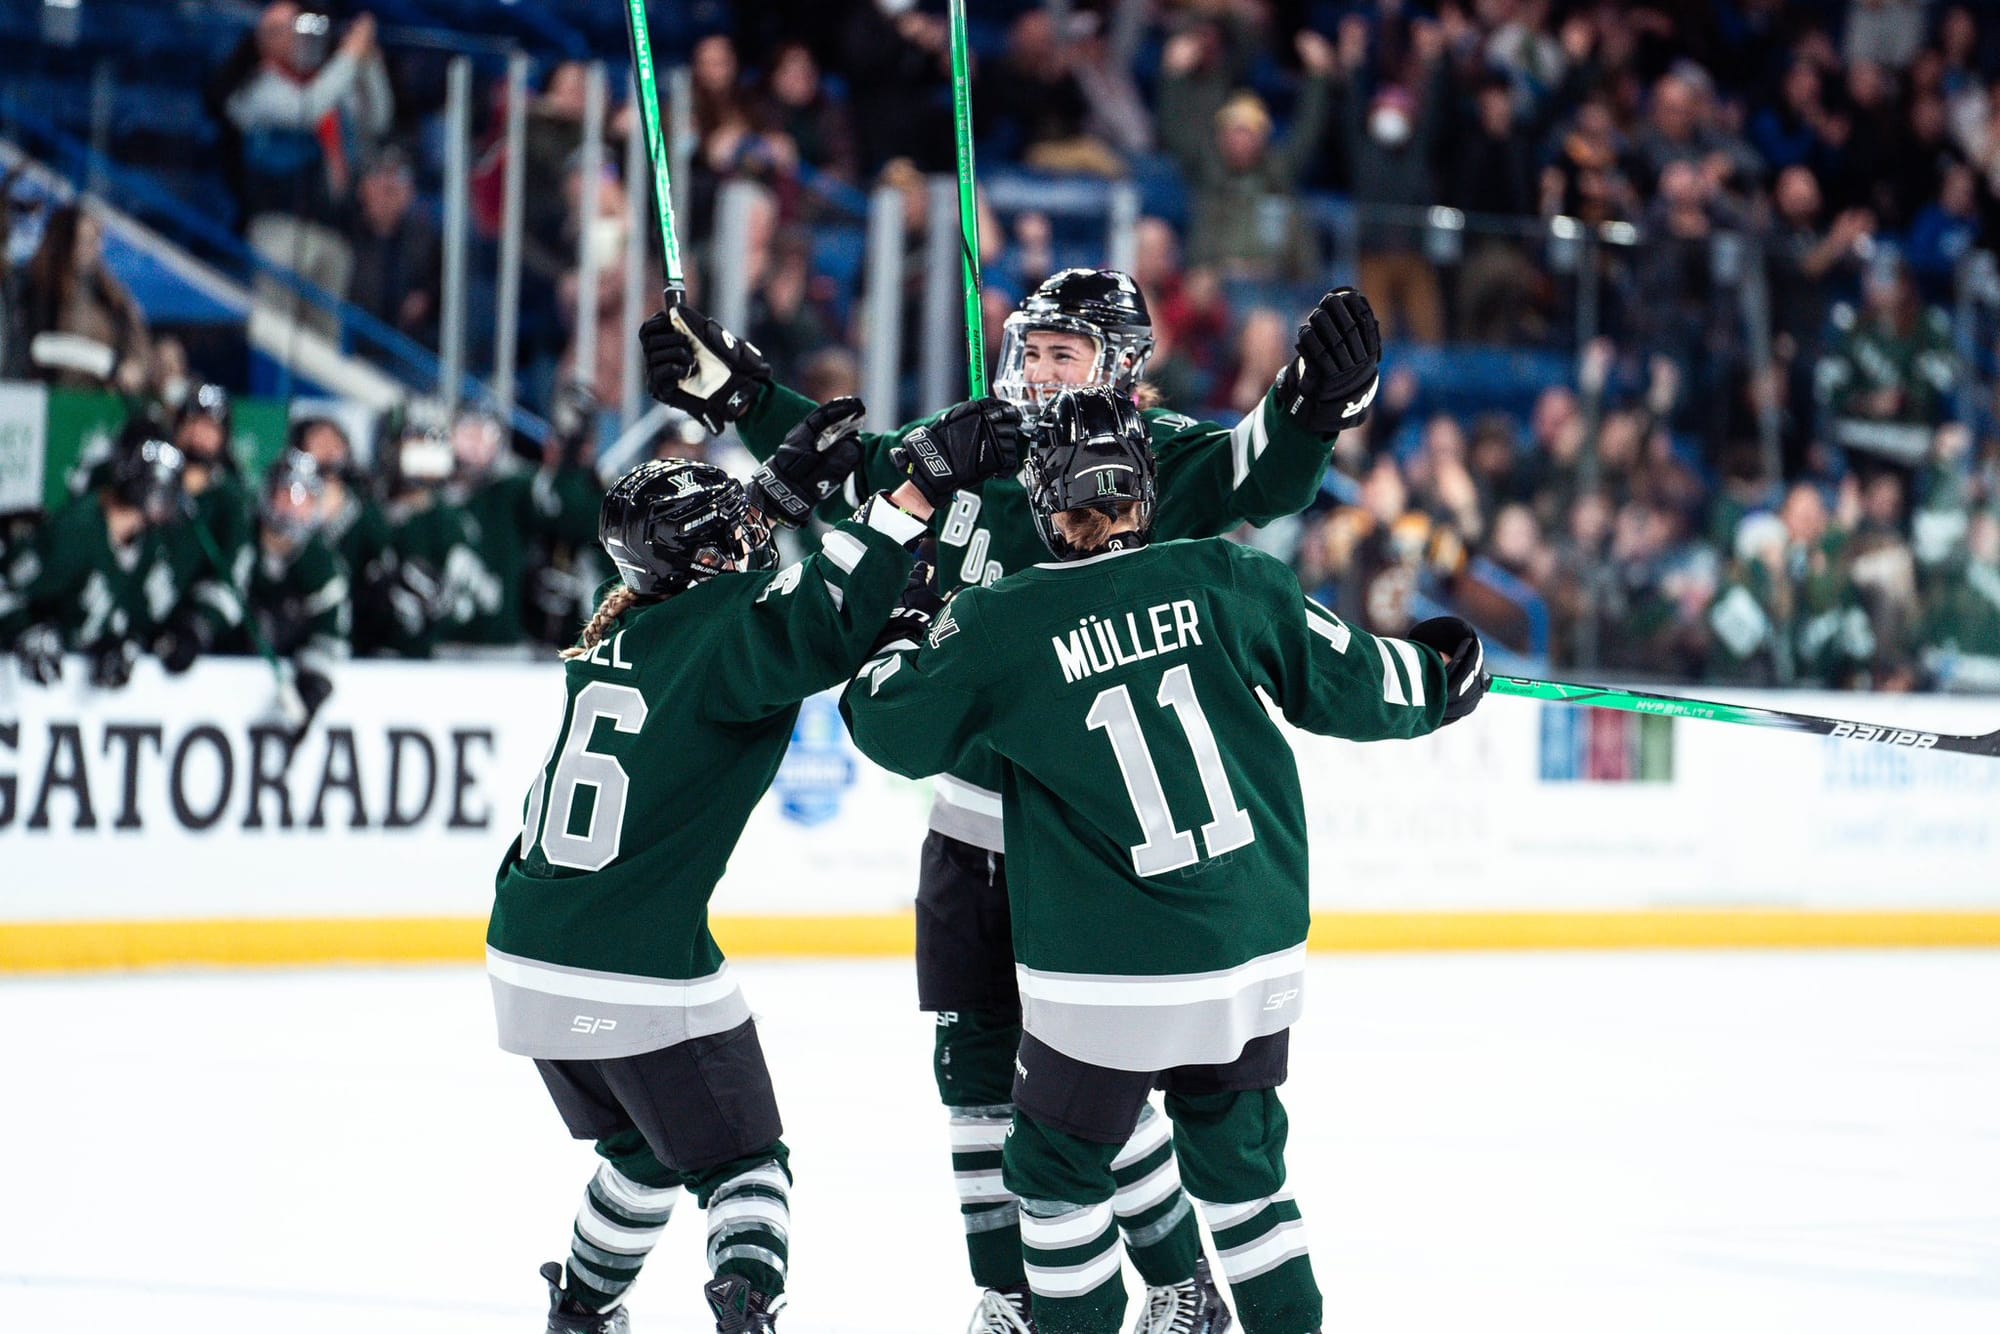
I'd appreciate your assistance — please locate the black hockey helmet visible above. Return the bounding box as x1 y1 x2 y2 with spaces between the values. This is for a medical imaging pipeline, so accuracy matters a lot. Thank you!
1025 388 1157 560
174 382 235 468
599 458 777 597
994 268 1155 424
107 434 189 528
261 449 327 544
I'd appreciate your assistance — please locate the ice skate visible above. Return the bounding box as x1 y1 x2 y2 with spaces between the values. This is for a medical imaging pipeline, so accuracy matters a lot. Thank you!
966 1283 1035 1333
704 1274 785 1332
541 1261 630 1334
1131 1257 1232 1334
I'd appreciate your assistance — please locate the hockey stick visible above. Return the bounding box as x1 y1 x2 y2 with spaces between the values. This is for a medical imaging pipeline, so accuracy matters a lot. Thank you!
1492 675 2000 757
621 0 682 299
947 0 988 397
621 0 741 411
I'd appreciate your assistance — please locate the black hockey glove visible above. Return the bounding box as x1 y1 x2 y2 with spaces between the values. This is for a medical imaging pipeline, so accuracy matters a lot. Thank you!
747 396 867 528
1406 615 1488 725
871 540 945 656
14 622 63 685
153 605 215 675
86 635 137 690
1276 287 1382 434
890 398 1023 506
639 303 771 434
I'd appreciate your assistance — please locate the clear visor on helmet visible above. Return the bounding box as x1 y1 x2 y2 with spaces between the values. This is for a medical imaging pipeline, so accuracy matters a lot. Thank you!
992 314 1112 422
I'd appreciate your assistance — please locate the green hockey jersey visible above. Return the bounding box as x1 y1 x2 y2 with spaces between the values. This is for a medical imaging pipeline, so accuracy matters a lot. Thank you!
0 495 180 650
487 498 928 1060
181 473 257 643
738 379 1342 852
843 537 1447 1072
230 531 351 675
446 468 602 647
382 496 482 659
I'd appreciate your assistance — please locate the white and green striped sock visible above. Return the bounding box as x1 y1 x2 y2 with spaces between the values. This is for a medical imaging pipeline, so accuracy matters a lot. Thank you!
567 1161 681 1311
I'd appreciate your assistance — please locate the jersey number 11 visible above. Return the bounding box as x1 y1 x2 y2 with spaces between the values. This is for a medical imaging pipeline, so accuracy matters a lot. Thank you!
1086 663 1255 877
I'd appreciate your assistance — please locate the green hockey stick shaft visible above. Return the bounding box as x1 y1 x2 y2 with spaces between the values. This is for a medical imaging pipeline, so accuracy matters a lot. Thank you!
1492 675 2000 757
947 0 988 397
621 0 684 297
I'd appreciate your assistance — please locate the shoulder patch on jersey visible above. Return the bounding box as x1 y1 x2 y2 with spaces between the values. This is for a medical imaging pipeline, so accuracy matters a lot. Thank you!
927 602 962 648
1148 411 1199 433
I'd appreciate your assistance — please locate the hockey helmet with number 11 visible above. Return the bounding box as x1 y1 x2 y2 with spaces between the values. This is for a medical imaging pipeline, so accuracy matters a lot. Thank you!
1025 388 1157 560
993 268 1155 424
600 458 777 598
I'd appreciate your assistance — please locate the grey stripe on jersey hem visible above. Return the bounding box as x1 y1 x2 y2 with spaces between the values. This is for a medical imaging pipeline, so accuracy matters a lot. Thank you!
1018 978 1304 1073
964 1202 1021 1234
926 792 1004 853
949 1103 1016 1119
1120 1195 1191 1248
487 956 751 1061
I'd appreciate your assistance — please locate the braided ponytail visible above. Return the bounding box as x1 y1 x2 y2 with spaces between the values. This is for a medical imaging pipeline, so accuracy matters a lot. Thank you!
560 586 641 661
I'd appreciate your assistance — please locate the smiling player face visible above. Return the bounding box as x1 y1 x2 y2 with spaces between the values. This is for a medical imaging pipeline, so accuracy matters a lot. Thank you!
1022 330 1102 389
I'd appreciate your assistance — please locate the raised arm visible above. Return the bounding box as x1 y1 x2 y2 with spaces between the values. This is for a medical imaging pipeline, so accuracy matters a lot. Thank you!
1153 288 1381 533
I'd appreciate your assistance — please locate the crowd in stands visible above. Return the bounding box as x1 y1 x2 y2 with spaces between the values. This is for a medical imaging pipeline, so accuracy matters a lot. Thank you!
2 0 1998 692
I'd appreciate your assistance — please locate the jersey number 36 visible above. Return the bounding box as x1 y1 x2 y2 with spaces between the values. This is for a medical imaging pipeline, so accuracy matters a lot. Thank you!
520 681 648 872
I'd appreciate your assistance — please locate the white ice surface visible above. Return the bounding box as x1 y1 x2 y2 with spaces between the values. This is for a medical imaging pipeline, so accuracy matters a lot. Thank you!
1 953 1996 1333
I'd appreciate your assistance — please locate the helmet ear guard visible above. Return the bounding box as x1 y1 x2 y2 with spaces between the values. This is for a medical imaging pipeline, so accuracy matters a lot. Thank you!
1025 388 1158 560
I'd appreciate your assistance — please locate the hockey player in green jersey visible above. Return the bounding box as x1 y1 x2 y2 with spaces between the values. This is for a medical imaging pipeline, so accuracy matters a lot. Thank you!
3 435 188 688
154 384 257 676
491 396 1017 1334
438 408 603 650
844 389 1489 1334
227 451 350 733
642 270 1383 1332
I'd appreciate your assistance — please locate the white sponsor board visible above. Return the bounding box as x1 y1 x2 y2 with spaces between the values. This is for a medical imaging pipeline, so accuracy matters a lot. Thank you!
0 380 48 514
2 660 1996 922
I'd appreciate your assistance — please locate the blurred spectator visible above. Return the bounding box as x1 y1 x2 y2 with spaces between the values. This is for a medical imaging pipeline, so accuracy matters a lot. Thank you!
748 228 839 381
224 4 392 337
1448 77 1541 342
756 42 858 188
1331 16 1446 342
1749 58 1849 183
21 205 152 393
1068 2 1155 160
1218 307 1290 418
1819 258 1959 471
1632 161 1744 455
1921 509 2000 690
1158 24 1335 281
800 346 861 404
1905 163 1981 303
980 9 1124 177
1844 0 1926 73
840 0 954 175
1315 454 1467 636
1540 98 1639 227
345 148 440 342
1766 168 1873 475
